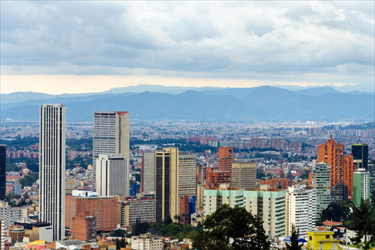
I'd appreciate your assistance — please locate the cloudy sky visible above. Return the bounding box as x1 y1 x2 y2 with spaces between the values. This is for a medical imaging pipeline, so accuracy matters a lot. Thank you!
1 1 374 94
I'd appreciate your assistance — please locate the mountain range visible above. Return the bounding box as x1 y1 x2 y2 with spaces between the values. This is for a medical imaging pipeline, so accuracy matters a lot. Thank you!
1 85 374 122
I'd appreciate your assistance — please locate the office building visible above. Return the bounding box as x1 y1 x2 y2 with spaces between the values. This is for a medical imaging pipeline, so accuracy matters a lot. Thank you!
131 233 162 250
117 196 155 227
155 148 196 222
318 136 354 200
65 191 117 232
205 169 231 189
39 104 66 241
331 182 348 203
0 201 27 230
286 185 316 237
218 147 233 173
141 152 155 193
204 187 286 239
352 144 368 170
96 154 127 197
14 221 53 242
0 145 5 200
231 162 256 189
71 212 96 242
93 111 129 195
353 168 370 207
309 162 331 217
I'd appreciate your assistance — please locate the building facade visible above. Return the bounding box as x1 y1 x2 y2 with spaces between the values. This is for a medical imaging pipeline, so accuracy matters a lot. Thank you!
218 147 233 173
155 148 196 222
96 154 127 197
0 201 27 230
141 152 155 193
0 145 5 201
39 104 66 241
352 144 368 170
286 185 316 237
318 136 354 200
231 162 256 190
65 193 117 232
131 233 162 250
353 168 370 207
117 197 155 227
204 187 286 239
71 212 96 242
93 111 129 195
310 162 331 217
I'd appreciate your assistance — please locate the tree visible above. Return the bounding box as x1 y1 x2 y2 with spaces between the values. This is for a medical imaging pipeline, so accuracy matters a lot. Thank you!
346 199 375 250
285 225 303 250
192 204 270 250
132 218 150 236
321 202 350 222
163 216 172 225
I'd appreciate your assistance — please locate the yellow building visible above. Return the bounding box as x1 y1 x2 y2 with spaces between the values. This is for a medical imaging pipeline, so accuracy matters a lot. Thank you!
307 230 342 250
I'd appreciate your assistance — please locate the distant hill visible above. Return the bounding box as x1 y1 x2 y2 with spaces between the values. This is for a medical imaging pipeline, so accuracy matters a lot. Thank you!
1 86 374 122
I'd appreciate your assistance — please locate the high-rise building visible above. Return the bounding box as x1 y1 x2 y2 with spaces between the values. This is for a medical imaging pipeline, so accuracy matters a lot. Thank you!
0 145 5 201
0 201 27 230
286 185 316 237
352 144 368 170
142 153 155 193
65 191 117 232
117 196 155 227
310 162 331 217
218 147 233 173
96 154 127 197
39 104 66 241
330 182 348 203
155 148 196 221
93 111 129 194
353 168 370 207
318 136 354 200
204 187 287 239
231 162 256 189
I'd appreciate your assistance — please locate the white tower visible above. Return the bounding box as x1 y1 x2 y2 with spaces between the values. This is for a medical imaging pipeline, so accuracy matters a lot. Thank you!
39 104 66 241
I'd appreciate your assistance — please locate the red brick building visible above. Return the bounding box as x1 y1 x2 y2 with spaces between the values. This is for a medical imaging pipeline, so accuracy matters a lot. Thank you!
71 212 97 242
218 147 233 173
318 136 355 200
66 195 117 232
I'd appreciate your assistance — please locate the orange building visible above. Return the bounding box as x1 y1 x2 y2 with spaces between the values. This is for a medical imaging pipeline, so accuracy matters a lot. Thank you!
66 195 117 232
205 168 231 189
259 178 293 190
179 195 189 225
318 136 355 200
218 147 233 173
71 212 97 242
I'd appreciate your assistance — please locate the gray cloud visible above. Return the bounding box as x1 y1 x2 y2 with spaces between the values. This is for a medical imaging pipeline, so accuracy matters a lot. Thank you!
1 1 374 88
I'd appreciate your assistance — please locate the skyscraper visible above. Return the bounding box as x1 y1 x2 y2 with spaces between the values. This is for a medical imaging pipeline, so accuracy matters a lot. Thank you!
93 111 129 194
0 145 6 200
155 148 196 222
352 144 368 170
142 152 155 193
39 104 66 241
309 162 331 217
353 168 370 207
318 136 354 200
96 154 127 197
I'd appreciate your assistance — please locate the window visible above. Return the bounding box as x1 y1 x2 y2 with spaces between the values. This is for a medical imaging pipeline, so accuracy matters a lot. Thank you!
309 236 312 241
326 235 330 239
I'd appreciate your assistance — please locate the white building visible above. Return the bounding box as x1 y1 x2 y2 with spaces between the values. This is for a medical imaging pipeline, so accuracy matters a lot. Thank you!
131 233 162 250
0 201 27 230
310 162 331 217
93 111 129 195
0 220 5 250
96 154 127 197
286 185 316 237
39 104 66 241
